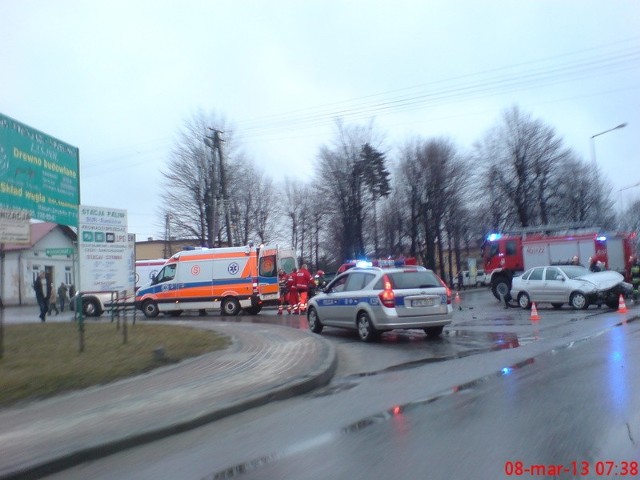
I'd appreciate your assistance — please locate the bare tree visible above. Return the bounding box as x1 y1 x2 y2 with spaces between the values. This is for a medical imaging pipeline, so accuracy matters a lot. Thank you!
474 106 572 228
161 111 219 245
315 121 388 260
161 110 264 247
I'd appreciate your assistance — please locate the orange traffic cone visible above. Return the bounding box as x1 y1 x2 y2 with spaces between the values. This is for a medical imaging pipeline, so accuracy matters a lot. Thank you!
530 302 540 321
455 292 461 304
618 294 628 313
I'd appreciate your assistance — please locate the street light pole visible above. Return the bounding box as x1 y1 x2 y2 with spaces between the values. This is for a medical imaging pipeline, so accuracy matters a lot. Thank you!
590 122 628 165
589 122 627 224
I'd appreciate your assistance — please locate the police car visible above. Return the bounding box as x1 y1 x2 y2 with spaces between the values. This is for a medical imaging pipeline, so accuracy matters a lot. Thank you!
307 265 453 342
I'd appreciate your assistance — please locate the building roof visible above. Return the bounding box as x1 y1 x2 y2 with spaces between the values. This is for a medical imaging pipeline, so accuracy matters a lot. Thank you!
2 222 77 252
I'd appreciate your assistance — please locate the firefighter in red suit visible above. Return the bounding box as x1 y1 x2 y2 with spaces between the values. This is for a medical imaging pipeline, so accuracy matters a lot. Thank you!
295 264 313 314
286 268 298 314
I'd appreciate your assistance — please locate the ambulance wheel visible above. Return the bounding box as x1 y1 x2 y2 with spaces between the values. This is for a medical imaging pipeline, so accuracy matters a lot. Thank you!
222 297 241 316
142 300 160 318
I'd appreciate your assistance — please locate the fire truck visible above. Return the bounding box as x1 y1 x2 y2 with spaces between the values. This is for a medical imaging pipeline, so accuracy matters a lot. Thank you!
482 225 637 301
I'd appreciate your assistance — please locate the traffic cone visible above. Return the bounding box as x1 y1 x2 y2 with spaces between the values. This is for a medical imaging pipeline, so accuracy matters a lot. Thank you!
530 302 540 321
454 292 462 310
618 294 628 313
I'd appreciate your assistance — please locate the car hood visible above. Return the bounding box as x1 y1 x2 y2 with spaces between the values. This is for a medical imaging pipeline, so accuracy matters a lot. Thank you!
575 271 624 289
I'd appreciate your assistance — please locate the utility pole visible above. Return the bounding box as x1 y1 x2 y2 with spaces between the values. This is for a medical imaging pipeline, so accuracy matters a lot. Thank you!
163 213 172 258
208 129 233 247
204 134 219 247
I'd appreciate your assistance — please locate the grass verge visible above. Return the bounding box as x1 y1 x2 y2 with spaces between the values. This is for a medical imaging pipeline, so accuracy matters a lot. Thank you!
0 321 230 408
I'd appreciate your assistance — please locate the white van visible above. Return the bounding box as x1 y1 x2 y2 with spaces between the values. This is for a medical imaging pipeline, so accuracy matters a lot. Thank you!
72 259 168 317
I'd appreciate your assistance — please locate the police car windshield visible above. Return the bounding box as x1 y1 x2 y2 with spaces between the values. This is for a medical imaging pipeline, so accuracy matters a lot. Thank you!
388 271 441 289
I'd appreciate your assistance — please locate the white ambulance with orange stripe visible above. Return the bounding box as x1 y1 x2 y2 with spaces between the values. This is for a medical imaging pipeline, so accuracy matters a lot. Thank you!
135 244 297 318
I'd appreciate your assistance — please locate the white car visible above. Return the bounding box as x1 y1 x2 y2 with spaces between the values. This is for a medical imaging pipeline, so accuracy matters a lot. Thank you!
307 266 453 342
510 265 632 310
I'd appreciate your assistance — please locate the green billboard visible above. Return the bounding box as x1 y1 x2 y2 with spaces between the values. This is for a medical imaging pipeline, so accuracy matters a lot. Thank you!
0 113 79 226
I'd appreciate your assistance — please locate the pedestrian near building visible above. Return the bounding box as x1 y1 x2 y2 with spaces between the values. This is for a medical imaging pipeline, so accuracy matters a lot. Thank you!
33 271 51 322
58 282 68 312
48 282 59 315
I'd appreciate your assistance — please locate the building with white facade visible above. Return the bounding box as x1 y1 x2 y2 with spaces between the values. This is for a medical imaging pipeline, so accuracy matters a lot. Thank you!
1 223 77 306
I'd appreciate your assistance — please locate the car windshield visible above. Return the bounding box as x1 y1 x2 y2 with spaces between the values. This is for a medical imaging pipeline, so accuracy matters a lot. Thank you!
558 265 591 279
388 270 441 289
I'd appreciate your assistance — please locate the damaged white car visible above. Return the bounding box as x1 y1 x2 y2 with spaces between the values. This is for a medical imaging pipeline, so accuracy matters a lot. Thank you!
511 265 633 310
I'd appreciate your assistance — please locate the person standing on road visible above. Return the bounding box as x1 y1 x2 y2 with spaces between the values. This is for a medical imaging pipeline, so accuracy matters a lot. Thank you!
295 264 313 313
48 282 59 315
277 269 289 315
57 282 68 312
631 256 640 301
286 268 298 314
33 271 51 322
313 270 327 292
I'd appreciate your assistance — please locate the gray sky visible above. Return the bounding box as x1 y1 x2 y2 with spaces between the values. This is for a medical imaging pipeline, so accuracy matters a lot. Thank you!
1 0 639 240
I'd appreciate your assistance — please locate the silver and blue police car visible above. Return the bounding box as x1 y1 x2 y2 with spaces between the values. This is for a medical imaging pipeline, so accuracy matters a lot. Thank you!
307 265 453 342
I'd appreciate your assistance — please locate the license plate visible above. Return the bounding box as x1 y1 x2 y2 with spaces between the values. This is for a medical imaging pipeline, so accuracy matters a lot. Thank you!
412 298 434 307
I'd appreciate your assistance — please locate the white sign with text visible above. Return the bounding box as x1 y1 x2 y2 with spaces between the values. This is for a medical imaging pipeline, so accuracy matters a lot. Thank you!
78 205 129 293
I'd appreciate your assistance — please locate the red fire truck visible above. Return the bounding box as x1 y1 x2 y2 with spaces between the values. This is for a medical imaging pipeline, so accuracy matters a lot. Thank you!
482 226 637 300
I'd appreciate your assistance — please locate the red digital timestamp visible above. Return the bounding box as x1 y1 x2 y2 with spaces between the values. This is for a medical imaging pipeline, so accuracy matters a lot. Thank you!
504 460 639 477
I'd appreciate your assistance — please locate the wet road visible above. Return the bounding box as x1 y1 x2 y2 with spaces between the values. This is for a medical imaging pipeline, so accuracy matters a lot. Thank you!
44 291 639 480
222 320 640 480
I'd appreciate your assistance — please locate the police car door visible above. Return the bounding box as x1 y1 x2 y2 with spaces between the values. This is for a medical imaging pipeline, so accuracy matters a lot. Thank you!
335 271 374 325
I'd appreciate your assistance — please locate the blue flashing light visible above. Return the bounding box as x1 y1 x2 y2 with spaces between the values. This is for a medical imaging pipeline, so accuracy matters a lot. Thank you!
356 260 373 268
501 367 512 375
596 235 607 241
487 233 502 242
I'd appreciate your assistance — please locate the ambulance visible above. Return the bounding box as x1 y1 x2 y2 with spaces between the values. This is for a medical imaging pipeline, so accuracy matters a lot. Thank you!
135 244 296 318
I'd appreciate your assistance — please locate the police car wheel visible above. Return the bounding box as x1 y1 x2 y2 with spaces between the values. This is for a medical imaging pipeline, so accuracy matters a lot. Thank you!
424 326 444 337
222 297 241 316
307 307 323 333
357 312 379 343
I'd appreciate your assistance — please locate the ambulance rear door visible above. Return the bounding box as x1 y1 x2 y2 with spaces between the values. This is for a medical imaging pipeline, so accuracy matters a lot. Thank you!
257 245 279 302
